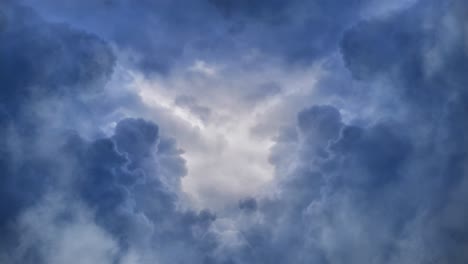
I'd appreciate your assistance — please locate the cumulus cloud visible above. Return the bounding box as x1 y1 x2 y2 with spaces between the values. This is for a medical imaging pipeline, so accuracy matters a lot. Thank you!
2 0 468 263
0 2 216 263
216 1 468 263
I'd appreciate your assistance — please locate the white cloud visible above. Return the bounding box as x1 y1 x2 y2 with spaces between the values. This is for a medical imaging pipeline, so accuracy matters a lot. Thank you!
128 59 324 210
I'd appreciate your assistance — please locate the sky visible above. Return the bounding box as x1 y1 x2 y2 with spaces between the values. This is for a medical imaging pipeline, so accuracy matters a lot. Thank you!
1 0 468 263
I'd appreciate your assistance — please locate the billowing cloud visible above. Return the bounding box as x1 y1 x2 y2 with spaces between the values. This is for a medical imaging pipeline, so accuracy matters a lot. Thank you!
0 0 114 231
2 0 468 263
0 2 216 263
216 1 468 263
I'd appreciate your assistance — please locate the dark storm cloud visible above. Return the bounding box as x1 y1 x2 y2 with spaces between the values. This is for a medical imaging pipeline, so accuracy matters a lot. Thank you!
113 118 159 165
238 197 257 212
0 2 117 262
218 1 468 263
0 0 114 229
209 0 371 63
337 2 468 261
23 0 372 74
0 2 217 263
66 118 218 263
340 0 468 107
3 0 468 263
0 2 114 108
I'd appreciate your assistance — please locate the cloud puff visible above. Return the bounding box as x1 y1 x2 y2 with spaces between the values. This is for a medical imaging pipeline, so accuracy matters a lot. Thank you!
66 118 218 263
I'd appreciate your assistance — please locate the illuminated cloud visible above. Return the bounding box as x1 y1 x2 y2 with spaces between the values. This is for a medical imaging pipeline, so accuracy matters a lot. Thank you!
2 0 468 263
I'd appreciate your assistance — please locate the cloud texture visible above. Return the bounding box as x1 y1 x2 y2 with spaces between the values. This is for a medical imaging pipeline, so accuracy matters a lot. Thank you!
2 0 468 263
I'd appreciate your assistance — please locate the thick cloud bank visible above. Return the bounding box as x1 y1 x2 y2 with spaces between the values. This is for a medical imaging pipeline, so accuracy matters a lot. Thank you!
24 0 372 73
2 0 468 263
0 2 215 263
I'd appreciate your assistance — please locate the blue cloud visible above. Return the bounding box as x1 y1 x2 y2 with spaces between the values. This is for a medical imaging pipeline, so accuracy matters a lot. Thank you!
0 0 114 226
2 0 468 263
222 1 468 263
0 3 216 262
24 0 372 74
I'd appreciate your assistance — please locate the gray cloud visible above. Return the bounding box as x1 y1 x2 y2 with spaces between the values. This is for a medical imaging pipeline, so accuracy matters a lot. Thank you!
175 95 212 123
23 0 373 74
217 1 468 263
2 0 468 263
0 3 217 263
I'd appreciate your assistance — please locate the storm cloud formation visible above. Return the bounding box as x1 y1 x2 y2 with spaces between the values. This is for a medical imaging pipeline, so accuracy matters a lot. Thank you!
2 0 468 263
0 0 113 230
0 2 215 263
23 0 373 73
224 1 468 263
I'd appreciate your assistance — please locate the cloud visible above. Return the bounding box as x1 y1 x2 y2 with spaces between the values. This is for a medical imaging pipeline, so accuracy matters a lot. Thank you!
0 2 114 101
9 196 120 264
214 1 468 263
23 0 374 74
174 95 212 124
66 118 218 263
0 3 217 263
2 0 468 263
0 0 115 232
